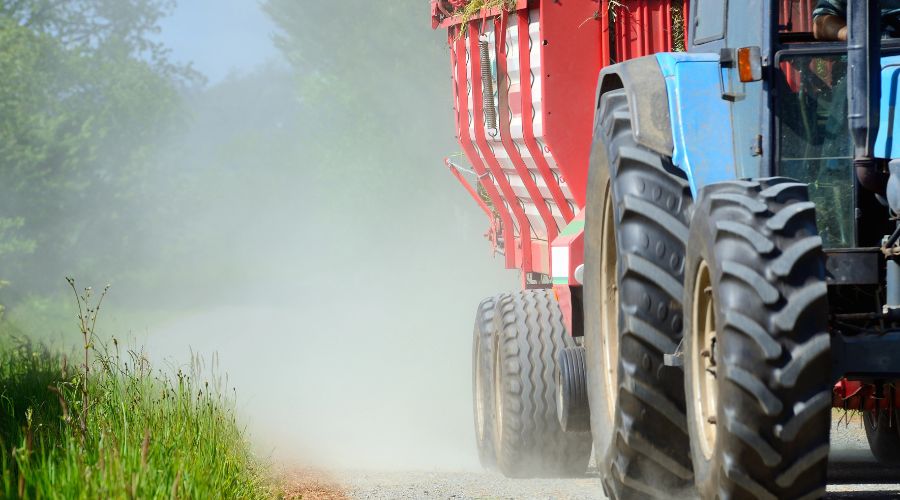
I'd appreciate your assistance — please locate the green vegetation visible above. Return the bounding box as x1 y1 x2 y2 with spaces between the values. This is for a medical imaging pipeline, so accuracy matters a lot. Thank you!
0 283 273 498
452 0 517 31
0 0 198 298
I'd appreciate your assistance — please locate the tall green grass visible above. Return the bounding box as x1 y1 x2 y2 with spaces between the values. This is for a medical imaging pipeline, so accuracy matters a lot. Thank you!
0 340 274 499
0 283 275 498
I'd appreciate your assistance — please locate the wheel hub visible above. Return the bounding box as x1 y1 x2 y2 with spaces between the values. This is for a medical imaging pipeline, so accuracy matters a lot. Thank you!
691 260 718 459
599 188 619 421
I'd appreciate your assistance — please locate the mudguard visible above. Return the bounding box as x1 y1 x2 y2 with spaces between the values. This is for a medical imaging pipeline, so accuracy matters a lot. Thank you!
594 56 674 158
593 53 738 197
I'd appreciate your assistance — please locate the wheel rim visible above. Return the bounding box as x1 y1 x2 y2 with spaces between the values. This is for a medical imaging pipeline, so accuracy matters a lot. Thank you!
493 343 504 445
475 336 486 442
599 187 619 421
691 260 718 460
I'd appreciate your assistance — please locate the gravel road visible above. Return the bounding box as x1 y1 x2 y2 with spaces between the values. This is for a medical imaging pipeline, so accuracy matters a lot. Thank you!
286 415 900 500
333 470 605 500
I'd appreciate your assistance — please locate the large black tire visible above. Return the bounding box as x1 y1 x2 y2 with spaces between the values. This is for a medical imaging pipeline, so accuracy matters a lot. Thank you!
584 88 694 498
683 178 831 499
472 295 499 469
492 289 592 477
864 410 900 464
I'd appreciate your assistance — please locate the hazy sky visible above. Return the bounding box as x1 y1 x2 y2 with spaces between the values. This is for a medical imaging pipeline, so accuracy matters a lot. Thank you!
159 0 280 83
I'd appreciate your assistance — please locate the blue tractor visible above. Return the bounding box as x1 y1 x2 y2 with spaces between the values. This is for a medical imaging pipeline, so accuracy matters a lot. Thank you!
578 0 900 497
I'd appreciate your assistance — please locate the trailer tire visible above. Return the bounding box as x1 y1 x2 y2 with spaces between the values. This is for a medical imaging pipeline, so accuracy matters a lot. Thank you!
585 88 695 498
492 289 592 477
864 410 900 464
684 178 831 499
472 295 499 469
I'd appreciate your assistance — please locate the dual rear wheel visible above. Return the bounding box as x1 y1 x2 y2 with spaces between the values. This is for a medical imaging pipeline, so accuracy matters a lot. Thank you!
471 289 591 477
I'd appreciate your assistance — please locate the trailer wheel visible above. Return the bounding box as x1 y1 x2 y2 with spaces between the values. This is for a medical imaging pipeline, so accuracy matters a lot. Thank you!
864 410 900 464
584 88 695 498
472 295 499 469
492 289 591 477
684 178 831 499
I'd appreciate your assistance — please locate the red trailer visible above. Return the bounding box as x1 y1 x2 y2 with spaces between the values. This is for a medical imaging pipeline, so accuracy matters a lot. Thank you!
436 0 684 332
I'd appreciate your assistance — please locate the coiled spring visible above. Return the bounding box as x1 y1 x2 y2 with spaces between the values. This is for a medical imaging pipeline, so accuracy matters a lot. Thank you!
479 40 498 134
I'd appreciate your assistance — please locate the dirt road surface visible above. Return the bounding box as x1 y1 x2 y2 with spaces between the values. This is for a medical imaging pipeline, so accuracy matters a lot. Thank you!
288 416 900 500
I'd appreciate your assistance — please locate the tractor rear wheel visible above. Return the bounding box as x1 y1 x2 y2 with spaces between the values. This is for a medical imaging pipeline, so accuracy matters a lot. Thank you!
492 289 591 477
864 410 900 464
585 88 694 498
684 178 831 499
472 295 499 469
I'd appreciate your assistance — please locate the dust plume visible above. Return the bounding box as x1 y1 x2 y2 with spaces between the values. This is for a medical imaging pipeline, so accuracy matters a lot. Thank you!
0 0 517 472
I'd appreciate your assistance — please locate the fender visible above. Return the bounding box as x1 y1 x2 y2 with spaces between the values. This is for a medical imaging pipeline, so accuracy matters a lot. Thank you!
593 53 738 197
594 56 674 158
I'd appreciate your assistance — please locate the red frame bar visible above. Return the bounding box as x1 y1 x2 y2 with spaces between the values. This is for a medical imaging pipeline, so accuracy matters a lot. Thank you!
834 379 900 411
600 0 611 66
495 15 560 244
616 0 674 62
469 22 534 272
445 158 494 220
515 10 574 223
451 30 517 269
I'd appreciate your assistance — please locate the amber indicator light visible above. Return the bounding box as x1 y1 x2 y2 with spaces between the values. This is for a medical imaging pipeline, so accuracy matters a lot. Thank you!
738 47 754 82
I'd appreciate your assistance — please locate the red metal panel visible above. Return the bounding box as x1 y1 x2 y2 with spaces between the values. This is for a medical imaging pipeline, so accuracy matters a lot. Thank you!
516 10 574 223
539 0 603 208
530 240 549 276
780 0 813 33
451 30 517 269
493 15 560 250
469 22 534 272
553 283 575 334
615 0 674 62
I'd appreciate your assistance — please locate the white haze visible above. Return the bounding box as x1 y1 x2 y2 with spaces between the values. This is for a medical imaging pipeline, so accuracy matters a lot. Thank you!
86 2 522 472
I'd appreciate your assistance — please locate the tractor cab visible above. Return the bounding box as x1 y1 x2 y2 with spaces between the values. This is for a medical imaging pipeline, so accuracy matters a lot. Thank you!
774 2 900 250
689 1 900 249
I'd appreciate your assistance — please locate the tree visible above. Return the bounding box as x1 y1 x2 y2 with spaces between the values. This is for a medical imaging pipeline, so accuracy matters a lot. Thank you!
0 0 199 296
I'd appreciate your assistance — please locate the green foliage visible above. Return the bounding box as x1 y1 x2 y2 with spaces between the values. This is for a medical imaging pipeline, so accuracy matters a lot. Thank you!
0 0 200 296
0 338 273 498
453 0 517 33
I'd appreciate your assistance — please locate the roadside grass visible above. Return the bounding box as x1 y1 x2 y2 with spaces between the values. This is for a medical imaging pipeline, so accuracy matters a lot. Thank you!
0 281 277 498
0 338 275 499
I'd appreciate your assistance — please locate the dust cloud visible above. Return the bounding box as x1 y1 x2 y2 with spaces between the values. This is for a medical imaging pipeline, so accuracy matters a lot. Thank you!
10 1 519 471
